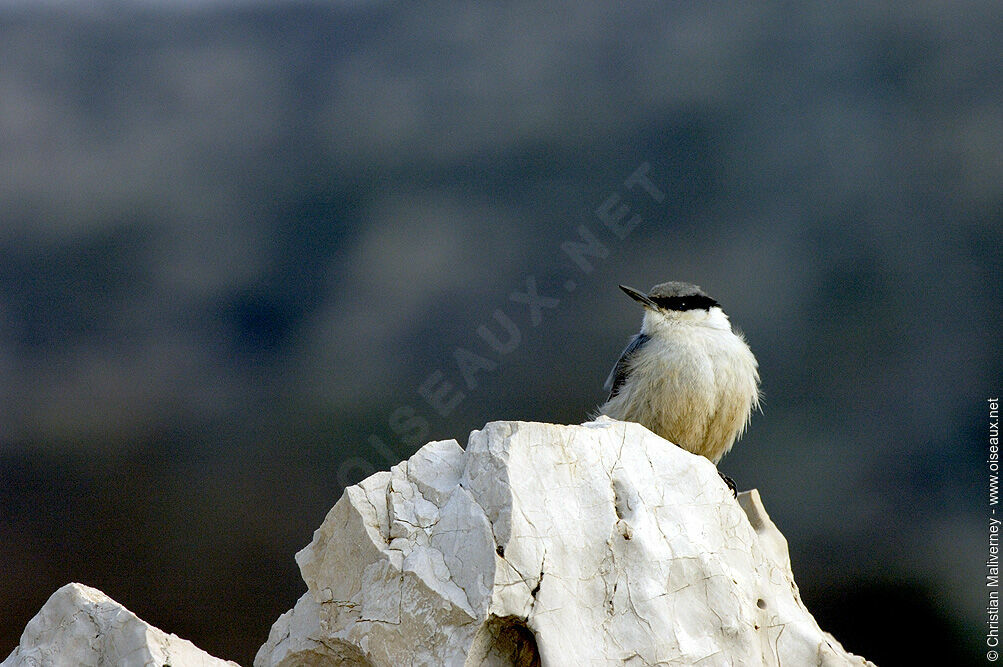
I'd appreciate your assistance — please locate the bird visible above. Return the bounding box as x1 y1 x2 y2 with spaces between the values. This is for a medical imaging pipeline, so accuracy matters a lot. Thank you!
597 281 760 491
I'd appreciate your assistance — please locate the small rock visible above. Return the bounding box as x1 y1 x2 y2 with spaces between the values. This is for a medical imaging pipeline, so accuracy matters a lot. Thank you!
3 583 238 667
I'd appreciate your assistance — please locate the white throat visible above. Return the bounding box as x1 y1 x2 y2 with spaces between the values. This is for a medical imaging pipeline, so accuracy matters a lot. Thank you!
641 306 732 335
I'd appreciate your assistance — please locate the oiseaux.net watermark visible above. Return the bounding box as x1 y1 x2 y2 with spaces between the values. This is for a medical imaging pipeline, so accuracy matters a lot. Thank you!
336 162 665 487
988 396 1000 661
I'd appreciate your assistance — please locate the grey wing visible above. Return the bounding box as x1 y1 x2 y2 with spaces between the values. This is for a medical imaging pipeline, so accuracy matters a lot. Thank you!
604 333 650 401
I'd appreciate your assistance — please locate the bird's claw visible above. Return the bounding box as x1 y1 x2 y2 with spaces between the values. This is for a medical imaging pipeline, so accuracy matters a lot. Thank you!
718 471 738 498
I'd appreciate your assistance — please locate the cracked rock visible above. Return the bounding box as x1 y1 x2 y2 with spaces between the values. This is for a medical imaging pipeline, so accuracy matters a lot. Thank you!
256 419 875 666
3 583 238 667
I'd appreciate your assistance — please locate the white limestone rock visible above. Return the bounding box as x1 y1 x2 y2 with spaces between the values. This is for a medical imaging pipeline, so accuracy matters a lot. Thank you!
3 583 238 667
256 419 875 666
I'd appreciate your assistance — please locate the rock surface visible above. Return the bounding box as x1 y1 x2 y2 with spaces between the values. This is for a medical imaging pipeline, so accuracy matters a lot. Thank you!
3 583 237 667
256 418 875 666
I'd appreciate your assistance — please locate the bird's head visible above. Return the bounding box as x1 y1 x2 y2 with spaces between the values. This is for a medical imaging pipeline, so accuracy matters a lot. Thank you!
619 282 730 331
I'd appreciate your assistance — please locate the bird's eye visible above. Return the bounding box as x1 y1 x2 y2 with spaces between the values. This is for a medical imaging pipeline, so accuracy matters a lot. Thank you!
650 294 718 311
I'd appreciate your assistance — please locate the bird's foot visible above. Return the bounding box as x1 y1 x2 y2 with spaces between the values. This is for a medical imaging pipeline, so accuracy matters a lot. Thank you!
718 471 738 498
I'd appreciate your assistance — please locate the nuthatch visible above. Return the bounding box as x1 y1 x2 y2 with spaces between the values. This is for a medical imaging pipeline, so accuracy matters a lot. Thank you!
598 282 760 490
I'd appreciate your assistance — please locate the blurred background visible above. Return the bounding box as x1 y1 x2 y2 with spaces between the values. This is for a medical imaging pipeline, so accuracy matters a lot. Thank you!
0 1 999 664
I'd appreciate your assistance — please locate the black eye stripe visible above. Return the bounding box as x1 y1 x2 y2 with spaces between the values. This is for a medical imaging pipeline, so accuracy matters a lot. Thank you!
650 294 719 311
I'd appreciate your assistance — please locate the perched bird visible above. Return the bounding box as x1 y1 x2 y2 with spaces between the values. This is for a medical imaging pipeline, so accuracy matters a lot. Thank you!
598 282 760 486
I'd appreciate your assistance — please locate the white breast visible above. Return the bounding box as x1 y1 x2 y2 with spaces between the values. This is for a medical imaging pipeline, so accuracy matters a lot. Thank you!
599 307 760 463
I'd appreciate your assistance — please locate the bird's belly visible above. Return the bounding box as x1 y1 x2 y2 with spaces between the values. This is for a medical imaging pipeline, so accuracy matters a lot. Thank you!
622 335 756 462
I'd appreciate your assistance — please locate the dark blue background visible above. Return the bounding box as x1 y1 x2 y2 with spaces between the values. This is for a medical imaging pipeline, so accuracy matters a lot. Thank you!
1 3 998 664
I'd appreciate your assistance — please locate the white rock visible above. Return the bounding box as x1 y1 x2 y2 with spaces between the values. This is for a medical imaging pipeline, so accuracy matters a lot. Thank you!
256 419 875 666
3 583 238 667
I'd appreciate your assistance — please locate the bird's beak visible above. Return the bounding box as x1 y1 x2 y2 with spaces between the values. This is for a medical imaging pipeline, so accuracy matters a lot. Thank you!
619 284 658 310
